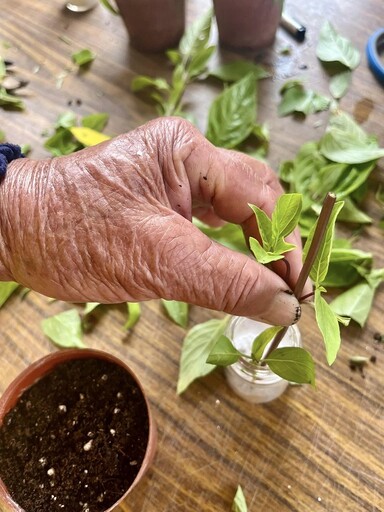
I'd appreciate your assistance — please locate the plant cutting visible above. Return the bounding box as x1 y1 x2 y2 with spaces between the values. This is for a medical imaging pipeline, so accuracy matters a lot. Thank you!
203 192 347 402
0 349 157 512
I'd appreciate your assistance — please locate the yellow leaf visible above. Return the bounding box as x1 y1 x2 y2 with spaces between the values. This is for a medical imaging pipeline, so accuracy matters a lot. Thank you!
69 127 111 147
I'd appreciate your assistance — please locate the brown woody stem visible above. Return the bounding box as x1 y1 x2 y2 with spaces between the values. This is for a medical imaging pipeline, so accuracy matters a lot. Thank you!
263 193 337 359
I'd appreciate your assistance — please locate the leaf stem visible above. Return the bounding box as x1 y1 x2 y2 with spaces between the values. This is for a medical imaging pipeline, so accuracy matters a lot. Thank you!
263 193 337 358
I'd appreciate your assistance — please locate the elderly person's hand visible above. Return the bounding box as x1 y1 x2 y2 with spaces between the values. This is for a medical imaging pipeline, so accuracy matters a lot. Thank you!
0 118 306 326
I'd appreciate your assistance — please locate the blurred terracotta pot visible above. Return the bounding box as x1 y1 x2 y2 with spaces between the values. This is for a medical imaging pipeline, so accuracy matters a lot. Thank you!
213 0 283 52
0 349 157 512
115 0 185 52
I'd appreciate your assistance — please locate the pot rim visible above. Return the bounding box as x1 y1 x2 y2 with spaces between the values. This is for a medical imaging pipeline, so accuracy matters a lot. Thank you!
0 348 157 512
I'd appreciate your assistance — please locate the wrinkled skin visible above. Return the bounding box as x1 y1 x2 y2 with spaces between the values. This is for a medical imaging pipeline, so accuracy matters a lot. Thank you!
0 118 307 326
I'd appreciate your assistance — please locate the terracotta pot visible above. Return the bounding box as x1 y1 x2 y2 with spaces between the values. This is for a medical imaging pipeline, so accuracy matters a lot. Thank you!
0 349 157 512
213 0 283 52
115 0 185 52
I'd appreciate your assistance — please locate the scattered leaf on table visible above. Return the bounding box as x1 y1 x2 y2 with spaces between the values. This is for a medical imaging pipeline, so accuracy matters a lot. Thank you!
177 316 229 394
162 300 189 328
316 21 360 70
123 302 141 330
83 302 101 315
41 309 85 348
0 282 19 308
329 70 352 99
330 281 376 327
69 127 111 147
71 49 96 67
82 113 109 131
278 81 331 116
232 485 248 512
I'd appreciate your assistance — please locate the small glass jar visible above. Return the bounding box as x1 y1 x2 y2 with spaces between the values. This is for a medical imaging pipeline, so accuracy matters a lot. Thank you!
224 317 302 404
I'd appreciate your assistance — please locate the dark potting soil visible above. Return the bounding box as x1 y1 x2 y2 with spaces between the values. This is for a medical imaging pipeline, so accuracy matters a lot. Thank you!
0 358 150 512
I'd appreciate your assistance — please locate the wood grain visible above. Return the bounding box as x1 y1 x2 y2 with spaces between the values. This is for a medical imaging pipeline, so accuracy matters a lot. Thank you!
1 0 383 511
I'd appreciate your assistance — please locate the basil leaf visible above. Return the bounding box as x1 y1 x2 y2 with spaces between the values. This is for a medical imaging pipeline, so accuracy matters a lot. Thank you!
249 237 284 264
99 0 119 15
263 347 315 386
330 282 375 327
0 86 25 110
82 113 109 131
278 81 331 116
206 73 257 149
252 326 283 362
131 75 169 93
248 204 272 249
303 201 344 285
314 289 341 365
206 335 242 366
44 127 81 156
56 111 77 129
188 45 216 78
162 299 189 328
232 485 248 512
193 218 248 254
272 193 302 241
336 197 372 224
71 49 96 67
83 302 100 315
210 61 270 82
179 8 212 60
316 21 360 70
329 70 352 99
0 282 19 308
41 309 85 349
69 127 111 147
177 316 229 394
0 57 6 80
319 111 384 164
123 302 141 330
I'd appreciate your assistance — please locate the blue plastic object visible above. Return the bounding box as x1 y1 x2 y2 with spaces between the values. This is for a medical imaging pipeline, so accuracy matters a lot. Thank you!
366 28 384 85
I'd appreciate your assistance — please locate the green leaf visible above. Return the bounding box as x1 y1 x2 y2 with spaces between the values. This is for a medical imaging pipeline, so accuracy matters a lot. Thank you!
210 61 270 82
178 8 213 60
329 70 352 99
252 326 283 362
206 335 242 366
0 129 5 142
314 289 341 365
123 302 141 330
177 316 230 394
303 201 344 285
41 309 85 349
0 282 19 308
336 197 372 224
69 127 111 147
316 21 360 70
206 73 257 149
82 113 109 131
99 0 119 15
71 49 96 67
249 237 284 264
319 110 384 164
0 86 25 110
188 45 215 78
330 282 375 327
162 299 189 328
193 218 248 254
55 111 77 129
272 193 302 242
83 302 100 315
131 75 169 93
248 204 272 249
232 485 248 512
0 57 6 80
44 127 80 156
278 81 331 116
263 347 315 386
166 49 181 65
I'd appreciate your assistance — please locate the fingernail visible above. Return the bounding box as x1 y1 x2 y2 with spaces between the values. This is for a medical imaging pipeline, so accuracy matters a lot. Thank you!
251 291 301 327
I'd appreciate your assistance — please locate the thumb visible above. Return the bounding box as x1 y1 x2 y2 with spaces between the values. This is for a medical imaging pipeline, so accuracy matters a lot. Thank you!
156 216 301 327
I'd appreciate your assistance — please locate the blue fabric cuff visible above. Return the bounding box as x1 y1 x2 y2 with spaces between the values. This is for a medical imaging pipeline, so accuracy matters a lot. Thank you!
0 144 25 179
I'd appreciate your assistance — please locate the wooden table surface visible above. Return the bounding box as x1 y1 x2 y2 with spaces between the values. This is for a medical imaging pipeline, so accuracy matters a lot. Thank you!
1 1 384 511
